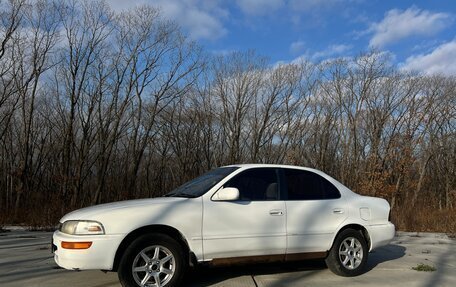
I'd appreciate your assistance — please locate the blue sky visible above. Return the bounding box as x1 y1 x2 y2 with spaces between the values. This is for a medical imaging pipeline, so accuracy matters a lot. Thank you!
109 0 456 75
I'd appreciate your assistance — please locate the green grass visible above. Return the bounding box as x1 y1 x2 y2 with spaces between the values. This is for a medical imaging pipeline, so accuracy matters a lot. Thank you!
412 263 436 272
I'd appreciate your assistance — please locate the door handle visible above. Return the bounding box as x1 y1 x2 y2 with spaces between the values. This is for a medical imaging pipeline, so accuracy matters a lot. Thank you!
333 208 344 214
269 210 284 216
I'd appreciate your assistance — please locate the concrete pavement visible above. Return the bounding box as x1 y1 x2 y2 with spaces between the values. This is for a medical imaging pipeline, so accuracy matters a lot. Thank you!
0 230 455 287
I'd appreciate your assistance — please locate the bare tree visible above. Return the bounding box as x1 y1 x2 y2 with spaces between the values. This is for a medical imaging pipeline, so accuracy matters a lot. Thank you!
0 1 454 233
10 0 60 218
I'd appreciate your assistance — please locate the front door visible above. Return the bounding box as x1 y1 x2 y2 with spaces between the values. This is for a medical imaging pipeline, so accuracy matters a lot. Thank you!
202 168 287 260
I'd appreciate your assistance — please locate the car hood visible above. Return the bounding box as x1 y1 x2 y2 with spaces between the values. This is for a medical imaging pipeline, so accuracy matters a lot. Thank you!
60 197 188 222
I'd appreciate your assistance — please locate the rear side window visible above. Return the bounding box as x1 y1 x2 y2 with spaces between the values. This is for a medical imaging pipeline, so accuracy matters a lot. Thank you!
224 168 279 201
284 169 340 200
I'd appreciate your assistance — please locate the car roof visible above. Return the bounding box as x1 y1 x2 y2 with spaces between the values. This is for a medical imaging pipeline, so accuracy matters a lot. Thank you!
224 163 321 173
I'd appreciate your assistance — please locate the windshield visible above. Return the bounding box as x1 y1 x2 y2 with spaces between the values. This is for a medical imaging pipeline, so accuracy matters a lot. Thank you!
164 167 239 198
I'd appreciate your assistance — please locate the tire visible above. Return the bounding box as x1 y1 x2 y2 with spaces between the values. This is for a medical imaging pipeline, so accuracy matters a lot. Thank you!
325 228 368 277
118 233 186 287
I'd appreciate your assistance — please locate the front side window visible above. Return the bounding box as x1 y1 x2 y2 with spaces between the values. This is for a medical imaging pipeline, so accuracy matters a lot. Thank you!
224 168 279 201
284 169 340 200
165 167 239 198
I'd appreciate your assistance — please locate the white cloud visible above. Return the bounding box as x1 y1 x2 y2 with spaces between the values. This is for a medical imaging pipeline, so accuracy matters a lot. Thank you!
289 43 352 64
107 0 137 11
107 0 228 41
236 0 284 15
179 7 227 40
369 7 450 48
290 41 305 54
311 44 352 60
401 40 456 76
211 49 237 56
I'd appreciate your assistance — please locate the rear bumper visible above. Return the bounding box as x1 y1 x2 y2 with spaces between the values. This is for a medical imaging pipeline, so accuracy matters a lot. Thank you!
53 231 124 270
367 222 395 251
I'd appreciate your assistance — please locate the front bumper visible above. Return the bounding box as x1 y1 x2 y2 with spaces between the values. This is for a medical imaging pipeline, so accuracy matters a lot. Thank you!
367 222 395 251
53 230 124 270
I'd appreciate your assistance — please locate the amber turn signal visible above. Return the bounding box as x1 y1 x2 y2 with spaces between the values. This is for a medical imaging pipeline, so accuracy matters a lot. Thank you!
61 241 92 249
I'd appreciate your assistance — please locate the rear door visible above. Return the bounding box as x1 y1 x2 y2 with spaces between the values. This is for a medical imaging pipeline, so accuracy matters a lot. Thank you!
202 168 287 259
283 168 348 253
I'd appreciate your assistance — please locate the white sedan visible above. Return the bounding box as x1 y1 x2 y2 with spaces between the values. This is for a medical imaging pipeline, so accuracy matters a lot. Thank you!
53 164 395 287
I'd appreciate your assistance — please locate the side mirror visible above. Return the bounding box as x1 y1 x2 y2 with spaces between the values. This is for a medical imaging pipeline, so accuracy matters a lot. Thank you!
212 187 240 201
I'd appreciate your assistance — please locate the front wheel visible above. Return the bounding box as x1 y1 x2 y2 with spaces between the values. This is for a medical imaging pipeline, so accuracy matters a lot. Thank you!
325 228 368 276
118 234 186 287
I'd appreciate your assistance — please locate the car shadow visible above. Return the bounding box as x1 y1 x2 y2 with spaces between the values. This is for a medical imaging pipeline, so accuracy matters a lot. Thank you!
184 244 406 286
365 244 406 272
183 259 327 286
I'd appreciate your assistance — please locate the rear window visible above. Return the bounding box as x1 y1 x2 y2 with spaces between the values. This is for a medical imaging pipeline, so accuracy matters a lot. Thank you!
284 169 340 200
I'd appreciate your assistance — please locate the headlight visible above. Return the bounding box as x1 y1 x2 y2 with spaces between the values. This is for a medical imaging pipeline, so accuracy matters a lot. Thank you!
60 220 105 235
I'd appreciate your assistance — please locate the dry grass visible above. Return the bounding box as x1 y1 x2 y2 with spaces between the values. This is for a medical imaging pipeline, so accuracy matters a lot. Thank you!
391 206 456 236
412 263 436 272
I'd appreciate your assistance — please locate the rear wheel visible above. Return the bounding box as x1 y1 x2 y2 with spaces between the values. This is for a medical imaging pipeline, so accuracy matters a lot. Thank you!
118 234 186 287
325 228 368 276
